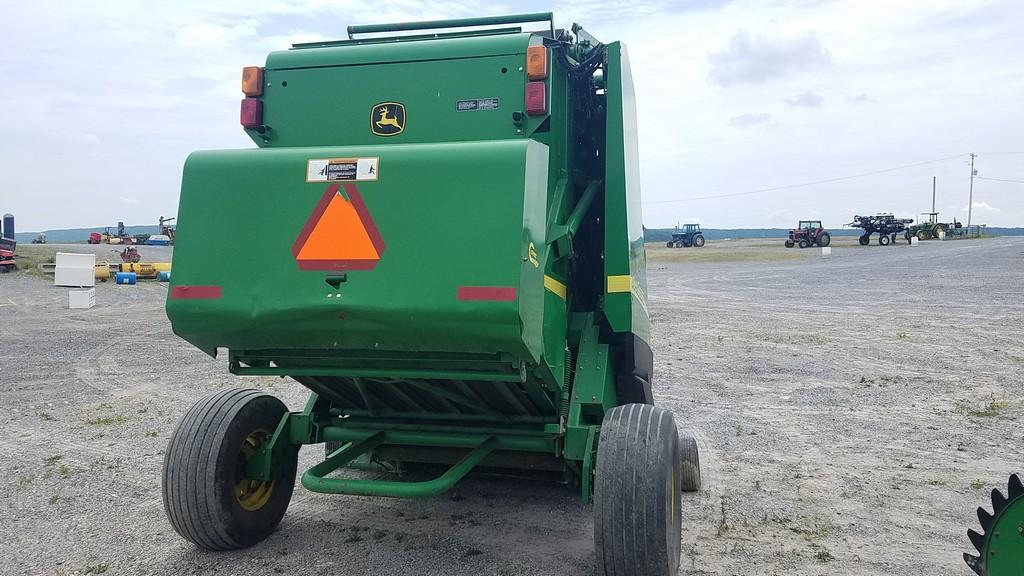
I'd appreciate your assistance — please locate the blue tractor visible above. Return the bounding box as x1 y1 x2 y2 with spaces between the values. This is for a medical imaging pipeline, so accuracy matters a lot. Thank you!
666 223 705 248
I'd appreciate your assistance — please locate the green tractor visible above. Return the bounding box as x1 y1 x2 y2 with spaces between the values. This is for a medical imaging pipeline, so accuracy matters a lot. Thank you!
162 13 700 575
666 223 705 247
907 212 962 241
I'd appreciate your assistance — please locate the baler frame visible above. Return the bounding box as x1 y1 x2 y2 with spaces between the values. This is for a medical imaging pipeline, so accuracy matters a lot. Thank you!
239 309 614 502
163 12 700 576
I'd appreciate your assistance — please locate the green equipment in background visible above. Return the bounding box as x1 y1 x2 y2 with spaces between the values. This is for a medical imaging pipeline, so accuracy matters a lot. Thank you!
163 13 700 574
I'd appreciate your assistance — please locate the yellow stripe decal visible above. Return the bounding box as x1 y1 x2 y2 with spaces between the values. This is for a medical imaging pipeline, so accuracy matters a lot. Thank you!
607 275 632 293
544 275 567 300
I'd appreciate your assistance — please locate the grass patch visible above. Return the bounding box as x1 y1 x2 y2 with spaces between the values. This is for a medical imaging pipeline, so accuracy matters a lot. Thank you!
86 415 128 426
971 479 986 490
647 247 805 264
957 397 1009 418
10 244 57 278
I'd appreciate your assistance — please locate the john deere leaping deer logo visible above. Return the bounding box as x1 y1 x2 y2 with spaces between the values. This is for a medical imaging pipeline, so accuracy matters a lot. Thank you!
371 102 405 136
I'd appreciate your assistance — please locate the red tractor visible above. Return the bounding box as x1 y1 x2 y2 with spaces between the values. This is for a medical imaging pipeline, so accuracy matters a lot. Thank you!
785 220 830 248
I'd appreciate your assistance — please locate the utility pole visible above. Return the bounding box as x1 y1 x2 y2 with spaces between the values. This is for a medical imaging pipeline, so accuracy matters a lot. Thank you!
967 153 977 227
932 176 936 214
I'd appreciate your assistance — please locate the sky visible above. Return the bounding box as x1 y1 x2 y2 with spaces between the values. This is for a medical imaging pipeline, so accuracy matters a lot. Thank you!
1 0 1022 231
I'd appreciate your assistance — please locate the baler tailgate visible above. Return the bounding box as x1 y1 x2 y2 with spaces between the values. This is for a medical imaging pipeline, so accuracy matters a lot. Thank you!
169 140 549 368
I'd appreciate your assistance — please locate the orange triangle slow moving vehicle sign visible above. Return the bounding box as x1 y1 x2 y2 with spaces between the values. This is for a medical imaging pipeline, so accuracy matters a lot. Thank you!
292 183 385 270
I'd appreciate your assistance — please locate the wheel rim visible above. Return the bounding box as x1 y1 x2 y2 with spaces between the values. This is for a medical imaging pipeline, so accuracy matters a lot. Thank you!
235 429 274 511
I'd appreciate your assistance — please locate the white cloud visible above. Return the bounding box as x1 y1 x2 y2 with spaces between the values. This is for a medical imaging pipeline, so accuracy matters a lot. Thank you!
786 91 824 108
729 112 772 128
708 29 831 87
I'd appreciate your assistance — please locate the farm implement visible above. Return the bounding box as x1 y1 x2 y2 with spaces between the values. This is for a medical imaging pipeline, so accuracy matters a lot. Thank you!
964 474 1024 575
0 238 14 272
848 213 914 246
163 13 700 575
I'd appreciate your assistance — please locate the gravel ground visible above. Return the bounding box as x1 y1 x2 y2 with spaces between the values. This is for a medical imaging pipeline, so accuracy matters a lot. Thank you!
0 237 1021 575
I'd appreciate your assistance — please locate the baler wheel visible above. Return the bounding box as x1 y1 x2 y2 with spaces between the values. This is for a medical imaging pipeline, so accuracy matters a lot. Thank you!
817 232 831 247
678 431 701 492
162 388 297 550
594 404 682 576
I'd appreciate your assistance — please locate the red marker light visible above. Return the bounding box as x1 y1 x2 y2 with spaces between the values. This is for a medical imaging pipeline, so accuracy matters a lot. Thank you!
240 98 262 128
525 82 546 116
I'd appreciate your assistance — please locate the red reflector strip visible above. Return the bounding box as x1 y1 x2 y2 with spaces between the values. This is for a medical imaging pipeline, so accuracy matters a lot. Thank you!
457 286 517 302
170 286 222 299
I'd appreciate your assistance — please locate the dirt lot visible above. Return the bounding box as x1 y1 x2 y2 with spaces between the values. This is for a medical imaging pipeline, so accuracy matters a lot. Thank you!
1 237 1021 575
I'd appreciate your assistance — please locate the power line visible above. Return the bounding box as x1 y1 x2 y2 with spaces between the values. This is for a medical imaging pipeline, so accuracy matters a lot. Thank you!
642 153 967 205
976 176 1024 184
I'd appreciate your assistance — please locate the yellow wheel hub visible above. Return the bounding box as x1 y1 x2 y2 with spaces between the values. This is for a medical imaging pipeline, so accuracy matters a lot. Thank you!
235 430 274 512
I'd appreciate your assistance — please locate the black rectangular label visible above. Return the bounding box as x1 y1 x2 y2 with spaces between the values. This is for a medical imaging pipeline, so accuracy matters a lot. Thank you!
456 98 500 112
326 161 357 181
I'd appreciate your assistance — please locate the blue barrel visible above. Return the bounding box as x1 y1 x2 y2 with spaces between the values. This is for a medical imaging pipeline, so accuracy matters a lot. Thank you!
1 214 13 240
157 271 171 282
115 271 137 285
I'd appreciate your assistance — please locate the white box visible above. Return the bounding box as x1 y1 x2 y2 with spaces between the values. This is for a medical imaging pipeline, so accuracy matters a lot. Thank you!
54 252 96 287
910 237 919 245
69 288 96 309
821 246 832 258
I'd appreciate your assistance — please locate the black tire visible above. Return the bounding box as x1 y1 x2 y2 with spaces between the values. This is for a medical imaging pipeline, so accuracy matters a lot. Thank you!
666 241 674 248
798 239 810 249
594 404 682 576
674 241 684 248
917 230 928 240
859 234 870 246
692 235 705 248
678 431 701 492
878 234 890 246
162 388 298 551
784 240 794 248
817 232 830 247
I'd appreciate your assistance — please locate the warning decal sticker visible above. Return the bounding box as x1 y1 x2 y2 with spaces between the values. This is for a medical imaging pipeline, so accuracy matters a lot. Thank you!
292 183 385 271
306 158 378 182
